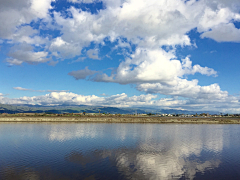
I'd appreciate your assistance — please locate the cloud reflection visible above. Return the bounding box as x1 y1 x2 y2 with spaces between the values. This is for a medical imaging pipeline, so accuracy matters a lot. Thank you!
48 124 101 142
0 123 227 180
115 143 221 180
60 124 224 179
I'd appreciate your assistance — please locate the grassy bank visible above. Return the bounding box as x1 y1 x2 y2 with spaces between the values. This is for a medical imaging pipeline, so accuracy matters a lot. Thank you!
0 116 240 124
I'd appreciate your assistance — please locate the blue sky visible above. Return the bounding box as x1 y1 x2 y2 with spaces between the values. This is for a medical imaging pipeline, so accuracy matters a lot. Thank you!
0 0 240 113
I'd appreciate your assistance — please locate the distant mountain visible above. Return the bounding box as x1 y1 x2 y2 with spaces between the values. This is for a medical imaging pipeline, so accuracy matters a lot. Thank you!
0 104 220 115
0 104 145 114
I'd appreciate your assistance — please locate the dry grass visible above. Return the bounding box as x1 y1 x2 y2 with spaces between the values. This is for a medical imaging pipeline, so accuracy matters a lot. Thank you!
0 116 240 124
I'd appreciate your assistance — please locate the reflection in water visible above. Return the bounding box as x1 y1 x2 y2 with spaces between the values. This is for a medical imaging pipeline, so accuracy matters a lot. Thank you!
2 166 40 180
0 123 239 179
49 124 224 179
115 143 221 180
0 165 96 180
48 124 101 141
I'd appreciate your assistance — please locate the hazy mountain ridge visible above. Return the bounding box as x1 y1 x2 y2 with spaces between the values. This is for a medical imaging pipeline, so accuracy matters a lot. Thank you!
0 104 220 115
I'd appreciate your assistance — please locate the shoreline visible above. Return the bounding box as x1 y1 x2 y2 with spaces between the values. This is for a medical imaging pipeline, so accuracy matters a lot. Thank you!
0 116 240 124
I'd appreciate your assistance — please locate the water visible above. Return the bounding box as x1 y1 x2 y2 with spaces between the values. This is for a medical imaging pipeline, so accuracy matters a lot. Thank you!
0 123 240 180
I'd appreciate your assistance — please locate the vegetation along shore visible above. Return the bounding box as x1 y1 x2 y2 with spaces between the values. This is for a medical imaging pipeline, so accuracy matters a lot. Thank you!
0 115 240 124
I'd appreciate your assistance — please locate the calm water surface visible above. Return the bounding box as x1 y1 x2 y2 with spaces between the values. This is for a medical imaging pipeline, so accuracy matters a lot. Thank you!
0 123 240 180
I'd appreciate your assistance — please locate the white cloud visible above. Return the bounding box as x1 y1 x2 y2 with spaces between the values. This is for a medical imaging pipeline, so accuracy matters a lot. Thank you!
6 58 23 66
87 49 100 59
50 9 106 58
68 67 98 80
201 23 240 42
11 26 48 45
2 0 240 65
137 80 228 100
9 51 49 64
69 48 220 102
13 87 69 93
1 0 240 64
197 7 237 32
49 37 83 58
0 91 157 107
13 87 34 91
7 43 50 65
205 0 240 13
53 0 240 49
0 91 240 112
91 48 216 84
0 0 53 39
30 0 53 18
1 0 240 112
48 0 240 62
52 0 197 52
182 56 217 76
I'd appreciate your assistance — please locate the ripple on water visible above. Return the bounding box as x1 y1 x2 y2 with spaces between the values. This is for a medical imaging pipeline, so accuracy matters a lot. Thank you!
0 123 240 179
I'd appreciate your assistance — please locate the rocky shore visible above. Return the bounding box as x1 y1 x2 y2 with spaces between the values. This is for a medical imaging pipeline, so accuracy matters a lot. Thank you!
0 116 240 124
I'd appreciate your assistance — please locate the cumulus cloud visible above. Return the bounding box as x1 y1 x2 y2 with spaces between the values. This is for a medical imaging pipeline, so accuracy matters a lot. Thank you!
11 26 48 45
0 91 240 112
2 0 240 63
68 48 220 102
2 0 240 62
7 43 50 65
0 0 53 39
6 59 23 66
51 0 240 54
51 0 196 54
0 92 157 107
1 0 240 112
8 50 49 65
182 56 217 76
49 37 83 59
137 80 228 100
197 7 238 32
91 48 217 84
201 23 240 42
83 48 218 101
0 0 53 65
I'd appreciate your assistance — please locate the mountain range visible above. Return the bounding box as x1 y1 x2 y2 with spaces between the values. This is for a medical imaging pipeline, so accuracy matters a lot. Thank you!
0 104 220 115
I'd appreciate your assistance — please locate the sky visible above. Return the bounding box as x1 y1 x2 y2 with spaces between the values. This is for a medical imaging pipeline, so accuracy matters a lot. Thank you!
0 0 240 113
